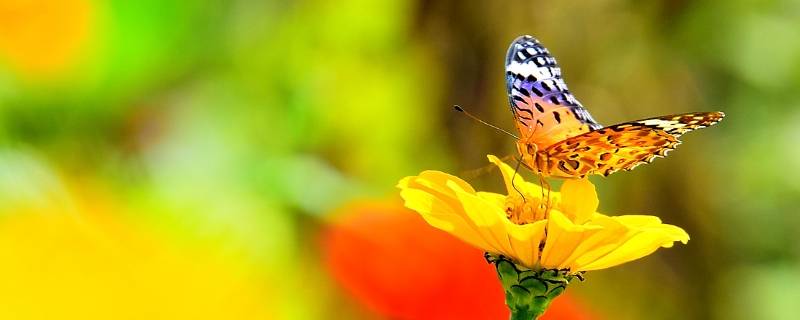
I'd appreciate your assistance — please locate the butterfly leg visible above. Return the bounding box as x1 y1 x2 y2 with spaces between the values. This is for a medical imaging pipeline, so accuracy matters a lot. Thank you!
537 174 552 218
544 178 552 218
511 156 527 203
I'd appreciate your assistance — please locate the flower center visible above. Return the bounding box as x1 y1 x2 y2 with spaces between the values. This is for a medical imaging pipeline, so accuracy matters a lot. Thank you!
504 194 548 225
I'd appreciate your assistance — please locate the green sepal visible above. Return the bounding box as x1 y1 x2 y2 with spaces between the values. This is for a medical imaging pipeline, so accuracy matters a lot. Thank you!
485 253 584 320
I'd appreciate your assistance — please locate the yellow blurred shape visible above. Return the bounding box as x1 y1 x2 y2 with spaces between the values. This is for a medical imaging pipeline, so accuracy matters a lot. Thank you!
0 0 94 79
0 187 273 320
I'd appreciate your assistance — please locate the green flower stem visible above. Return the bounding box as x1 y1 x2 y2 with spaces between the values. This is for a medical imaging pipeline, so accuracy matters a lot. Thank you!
486 253 580 320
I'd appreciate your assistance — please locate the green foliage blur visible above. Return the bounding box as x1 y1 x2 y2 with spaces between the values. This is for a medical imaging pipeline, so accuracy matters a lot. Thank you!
1 0 799 319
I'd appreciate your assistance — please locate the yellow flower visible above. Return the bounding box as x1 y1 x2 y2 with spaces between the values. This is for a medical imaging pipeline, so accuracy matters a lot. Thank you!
397 155 688 273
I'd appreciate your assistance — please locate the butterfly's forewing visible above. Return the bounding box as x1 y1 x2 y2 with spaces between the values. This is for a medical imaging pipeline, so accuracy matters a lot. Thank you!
505 36 601 149
542 112 725 177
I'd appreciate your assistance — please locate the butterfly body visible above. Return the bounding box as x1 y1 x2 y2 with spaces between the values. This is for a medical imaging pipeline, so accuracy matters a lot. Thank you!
505 35 724 178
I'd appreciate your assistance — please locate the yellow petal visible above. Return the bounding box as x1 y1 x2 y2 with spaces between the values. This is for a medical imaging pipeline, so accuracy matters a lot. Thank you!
421 170 476 193
398 174 492 251
559 178 598 224
578 230 679 271
398 172 471 219
476 191 548 268
504 220 547 269
400 170 475 199
612 215 689 245
557 214 631 270
487 155 549 199
613 215 663 226
658 224 690 245
539 210 603 269
448 180 514 254
476 192 505 208
398 188 488 249
570 216 689 271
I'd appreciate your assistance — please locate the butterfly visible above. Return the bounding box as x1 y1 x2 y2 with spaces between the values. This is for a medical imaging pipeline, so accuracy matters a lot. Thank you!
506 35 724 178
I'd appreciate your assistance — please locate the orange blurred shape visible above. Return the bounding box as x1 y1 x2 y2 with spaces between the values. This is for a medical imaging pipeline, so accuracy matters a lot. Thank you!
0 0 94 79
322 201 597 320
0 184 273 320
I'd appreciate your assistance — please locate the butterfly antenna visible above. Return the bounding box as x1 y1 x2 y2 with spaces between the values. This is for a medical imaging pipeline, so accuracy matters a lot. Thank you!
454 105 519 140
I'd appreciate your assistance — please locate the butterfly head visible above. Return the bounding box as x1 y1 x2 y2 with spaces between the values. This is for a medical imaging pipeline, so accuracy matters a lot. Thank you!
515 140 543 174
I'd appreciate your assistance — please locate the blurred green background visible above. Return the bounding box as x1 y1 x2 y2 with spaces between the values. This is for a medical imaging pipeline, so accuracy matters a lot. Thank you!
1 0 798 319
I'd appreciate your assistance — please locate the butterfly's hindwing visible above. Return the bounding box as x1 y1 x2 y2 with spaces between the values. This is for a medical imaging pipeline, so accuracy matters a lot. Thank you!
542 112 725 177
